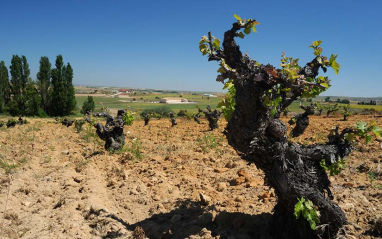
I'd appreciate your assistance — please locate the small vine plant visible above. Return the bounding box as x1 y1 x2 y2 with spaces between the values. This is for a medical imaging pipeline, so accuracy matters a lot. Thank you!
294 197 320 230
320 157 346 176
320 120 382 176
346 120 382 144
122 111 136 126
217 79 236 121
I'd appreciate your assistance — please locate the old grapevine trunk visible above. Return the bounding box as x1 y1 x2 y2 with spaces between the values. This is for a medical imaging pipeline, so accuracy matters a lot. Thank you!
94 109 126 151
289 104 316 137
210 22 353 239
199 106 221 130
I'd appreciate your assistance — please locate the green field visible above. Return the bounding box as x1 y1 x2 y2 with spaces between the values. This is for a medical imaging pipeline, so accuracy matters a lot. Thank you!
346 104 382 111
75 93 322 116
75 93 222 115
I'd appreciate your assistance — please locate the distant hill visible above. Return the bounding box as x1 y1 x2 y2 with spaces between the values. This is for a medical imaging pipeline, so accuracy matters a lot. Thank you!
315 96 382 102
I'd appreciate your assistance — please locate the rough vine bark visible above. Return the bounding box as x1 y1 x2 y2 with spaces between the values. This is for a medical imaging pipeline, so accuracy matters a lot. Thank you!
169 112 177 127
288 104 316 137
198 105 221 130
94 109 126 151
6 119 16 128
61 117 74 127
193 113 201 124
202 18 353 239
143 114 150 126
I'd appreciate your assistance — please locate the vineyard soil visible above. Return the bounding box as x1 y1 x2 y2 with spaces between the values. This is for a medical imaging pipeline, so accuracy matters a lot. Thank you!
0 115 381 238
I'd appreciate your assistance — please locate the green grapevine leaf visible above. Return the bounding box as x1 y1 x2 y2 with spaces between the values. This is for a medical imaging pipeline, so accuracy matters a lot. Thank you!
303 210 310 219
220 59 236 72
365 133 372 144
284 68 299 79
252 21 260 32
316 76 326 83
352 121 382 144
233 14 242 21
320 83 329 89
314 47 323 56
310 221 317 230
373 125 382 139
217 66 226 74
199 36 211 56
199 35 209 44
122 111 136 126
213 38 220 50
331 61 340 74
271 96 282 117
329 54 337 64
222 79 234 89
199 44 210 55
263 95 270 106
355 121 368 132
345 133 355 142
320 157 346 176
320 159 328 171
218 82 236 121
237 32 245 39
305 200 313 210
329 54 340 74
294 199 304 218
312 40 322 47
294 197 320 230
244 28 251 34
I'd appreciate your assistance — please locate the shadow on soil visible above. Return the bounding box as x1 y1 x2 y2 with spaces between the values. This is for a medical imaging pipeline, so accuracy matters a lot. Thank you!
105 199 271 239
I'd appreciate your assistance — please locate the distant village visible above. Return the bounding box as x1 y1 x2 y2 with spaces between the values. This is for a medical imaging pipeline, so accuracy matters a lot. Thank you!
75 86 220 104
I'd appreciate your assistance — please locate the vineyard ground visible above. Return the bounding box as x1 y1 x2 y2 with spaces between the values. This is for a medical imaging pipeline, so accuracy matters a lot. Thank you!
0 115 381 238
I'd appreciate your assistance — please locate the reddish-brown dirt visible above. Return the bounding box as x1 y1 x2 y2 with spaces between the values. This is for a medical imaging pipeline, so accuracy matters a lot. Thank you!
0 115 381 238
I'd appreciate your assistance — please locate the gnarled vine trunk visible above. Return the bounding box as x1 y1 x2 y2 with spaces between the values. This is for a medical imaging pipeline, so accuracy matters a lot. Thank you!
61 117 74 127
208 22 353 239
169 112 177 127
193 113 201 124
199 106 221 130
288 104 316 137
94 109 126 151
143 114 150 126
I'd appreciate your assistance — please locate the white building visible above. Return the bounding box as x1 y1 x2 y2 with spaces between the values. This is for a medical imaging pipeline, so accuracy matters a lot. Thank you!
203 94 217 97
160 98 189 103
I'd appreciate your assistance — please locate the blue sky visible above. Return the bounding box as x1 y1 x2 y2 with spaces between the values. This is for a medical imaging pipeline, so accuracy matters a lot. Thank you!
1 0 381 97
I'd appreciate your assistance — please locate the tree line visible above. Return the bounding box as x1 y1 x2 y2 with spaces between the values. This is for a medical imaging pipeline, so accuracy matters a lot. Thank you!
0 55 76 116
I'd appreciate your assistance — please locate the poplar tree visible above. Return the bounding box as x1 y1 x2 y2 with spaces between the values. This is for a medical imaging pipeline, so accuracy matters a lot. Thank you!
63 62 76 115
21 56 30 90
36 56 51 113
80 95 95 114
0 61 10 112
24 78 41 116
50 55 76 116
9 55 27 115
50 55 65 116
